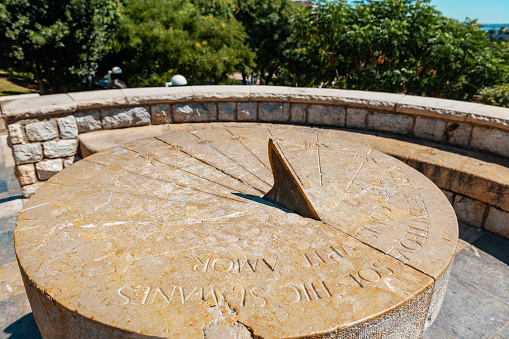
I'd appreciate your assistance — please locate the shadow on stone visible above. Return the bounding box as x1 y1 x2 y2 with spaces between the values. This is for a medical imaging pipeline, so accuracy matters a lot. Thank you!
3 313 41 339
472 232 509 266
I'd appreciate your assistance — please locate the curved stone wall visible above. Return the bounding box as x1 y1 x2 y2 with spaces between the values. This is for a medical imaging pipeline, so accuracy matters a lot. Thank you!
2 86 509 239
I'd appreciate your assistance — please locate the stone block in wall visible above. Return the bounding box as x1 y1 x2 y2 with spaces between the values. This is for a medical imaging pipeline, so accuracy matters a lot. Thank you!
102 106 151 129
413 117 446 142
453 195 487 228
259 102 290 122
57 116 78 139
64 155 81 168
218 102 236 121
484 207 509 239
290 104 307 123
75 111 102 133
445 122 472 147
346 108 367 129
308 105 345 126
470 126 509 158
35 159 63 180
13 143 43 165
367 112 413 134
43 139 78 158
21 182 44 198
15 164 37 186
173 103 217 123
151 104 172 125
8 124 25 144
237 102 257 121
25 121 58 142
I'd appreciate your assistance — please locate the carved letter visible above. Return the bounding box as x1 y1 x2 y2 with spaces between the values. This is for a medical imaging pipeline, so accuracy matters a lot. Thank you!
117 286 131 305
194 258 210 271
179 287 199 303
282 285 302 303
250 287 267 307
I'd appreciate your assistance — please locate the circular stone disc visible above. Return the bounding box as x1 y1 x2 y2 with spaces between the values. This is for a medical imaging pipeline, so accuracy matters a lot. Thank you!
15 124 458 338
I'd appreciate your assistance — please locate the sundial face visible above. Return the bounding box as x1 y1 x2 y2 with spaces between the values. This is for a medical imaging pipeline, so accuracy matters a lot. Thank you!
15 124 458 338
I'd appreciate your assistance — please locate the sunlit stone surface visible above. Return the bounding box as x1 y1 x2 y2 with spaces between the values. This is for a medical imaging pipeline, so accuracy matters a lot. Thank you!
15 124 458 338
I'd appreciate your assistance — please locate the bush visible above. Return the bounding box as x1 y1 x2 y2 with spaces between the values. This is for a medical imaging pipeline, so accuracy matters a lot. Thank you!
479 84 509 108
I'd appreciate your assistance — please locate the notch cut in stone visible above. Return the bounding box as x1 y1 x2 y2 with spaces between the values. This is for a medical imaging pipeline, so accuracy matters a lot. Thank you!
263 138 321 221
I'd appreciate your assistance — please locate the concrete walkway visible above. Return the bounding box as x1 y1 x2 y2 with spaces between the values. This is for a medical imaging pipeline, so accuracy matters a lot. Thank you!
0 131 508 338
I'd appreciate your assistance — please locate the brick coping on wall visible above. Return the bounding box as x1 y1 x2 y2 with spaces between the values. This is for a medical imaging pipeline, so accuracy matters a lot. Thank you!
2 86 509 239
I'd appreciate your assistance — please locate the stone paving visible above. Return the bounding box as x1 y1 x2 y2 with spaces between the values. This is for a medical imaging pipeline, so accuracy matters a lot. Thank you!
0 130 508 338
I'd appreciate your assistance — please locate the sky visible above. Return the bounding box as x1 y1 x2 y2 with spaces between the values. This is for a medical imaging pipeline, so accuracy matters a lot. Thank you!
343 0 509 24
429 0 509 24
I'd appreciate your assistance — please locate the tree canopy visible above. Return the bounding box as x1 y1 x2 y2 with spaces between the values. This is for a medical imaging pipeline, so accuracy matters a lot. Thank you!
0 0 122 94
111 0 255 86
283 0 509 100
1 0 507 103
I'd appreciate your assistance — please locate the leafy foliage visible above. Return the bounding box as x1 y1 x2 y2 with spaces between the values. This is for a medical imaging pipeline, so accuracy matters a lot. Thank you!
0 0 122 93
480 84 509 108
234 0 297 84
112 0 254 87
283 0 509 100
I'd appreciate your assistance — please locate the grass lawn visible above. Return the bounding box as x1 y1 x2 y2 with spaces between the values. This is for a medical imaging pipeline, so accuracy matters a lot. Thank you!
0 70 38 96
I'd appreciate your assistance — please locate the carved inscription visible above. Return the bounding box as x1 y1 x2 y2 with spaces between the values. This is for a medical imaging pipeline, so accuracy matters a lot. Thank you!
117 285 267 308
347 260 394 288
301 244 356 268
281 281 332 303
386 193 430 263
193 257 278 273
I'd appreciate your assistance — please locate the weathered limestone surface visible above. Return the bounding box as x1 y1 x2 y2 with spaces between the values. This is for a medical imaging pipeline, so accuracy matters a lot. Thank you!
396 96 481 121
1 93 76 119
25 121 58 142
8 124 25 144
57 116 78 139
338 90 405 110
150 104 172 125
20 182 43 198
484 207 509 238
308 105 345 126
218 102 236 121
289 104 307 123
258 102 290 122
471 126 509 158
445 122 472 147
79 125 164 158
68 89 127 110
12 143 43 165
101 106 151 129
413 117 446 142
35 159 63 181
43 139 78 158
368 112 413 134
74 111 102 133
453 195 487 228
16 125 457 339
173 103 217 123
346 108 368 129
15 164 37 186
237 102 257 122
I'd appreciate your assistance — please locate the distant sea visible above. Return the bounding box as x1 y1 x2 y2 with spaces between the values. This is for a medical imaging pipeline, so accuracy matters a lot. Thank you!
479 23 509 31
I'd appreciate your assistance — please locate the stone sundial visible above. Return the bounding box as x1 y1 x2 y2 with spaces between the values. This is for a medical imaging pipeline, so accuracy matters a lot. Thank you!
15 124 458 338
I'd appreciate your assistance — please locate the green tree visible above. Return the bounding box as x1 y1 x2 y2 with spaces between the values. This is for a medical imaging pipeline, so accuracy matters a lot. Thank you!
286 0 509 100
235 0 297 84
0 0 121 94
113 0 254 87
